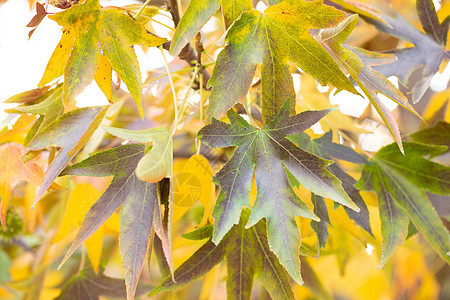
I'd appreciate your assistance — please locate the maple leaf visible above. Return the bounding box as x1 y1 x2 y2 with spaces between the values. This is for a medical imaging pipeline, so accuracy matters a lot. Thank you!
55 264 152 300
59 144 168 300
0 143 44 229
0 114 37 146
356 142 450 267
416 0 450 46
27 106 106 206
325 0 387 24
103 126 172 182
2 86 50 105
310 193 331 249
149 210 295 298
7 84 64 142
410 121 450 148
291 131 373 240
170 0 252 56
53 183 105 273
45 0 166 116
366 0 450 103
319 14 420 152
206 0 356 121
198 101 358 283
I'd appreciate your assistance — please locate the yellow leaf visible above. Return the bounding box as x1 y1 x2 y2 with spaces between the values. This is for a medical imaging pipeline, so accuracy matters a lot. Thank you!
0 143 44 228
104 211 120 233
173 155 215 224
422 89 450 122
84 225 103 273
24 183 38 232
38 29 75 88
53 183 103 272
0 114 37 145
94 55 112 102
39 270 63 300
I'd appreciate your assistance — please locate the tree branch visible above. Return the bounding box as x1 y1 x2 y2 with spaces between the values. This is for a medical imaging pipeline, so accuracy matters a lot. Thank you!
164 0 211 89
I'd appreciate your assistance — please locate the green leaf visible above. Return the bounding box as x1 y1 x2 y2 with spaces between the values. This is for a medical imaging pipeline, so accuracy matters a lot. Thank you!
59 144 164 300
150 210 294 299
356 141 450 266
206 0 356 121
357 164 409 268
97 9 165 118
0 248 11 283
8 84 64 141
27 106 105 205
199 101 357 283
410 121 450 148
181 225 213 240
169 0 252 56
103 126 172 182
304 131 367 164
48 0 166 115
292 131 373 236
169 0 220 56
320 14 412 153
310 193 330 249
119 175 160 300
374 142 450 196
64 24 100 108
221 0 253 28
149 241 226 296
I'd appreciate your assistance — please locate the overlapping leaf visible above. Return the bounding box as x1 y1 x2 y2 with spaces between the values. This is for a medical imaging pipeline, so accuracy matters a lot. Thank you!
319 14 416 152
169 0 252 56
103 126 172 182
53 183 104 272
410 121 450 148
199 101 357 283
206 0 356 121
0 143 44 228
27 106 106 205
7 84 64 142
44 0 166 115
290 131 373 244
357 142 450 267
368 0 450 103
59 144 167 300
150 210 295 299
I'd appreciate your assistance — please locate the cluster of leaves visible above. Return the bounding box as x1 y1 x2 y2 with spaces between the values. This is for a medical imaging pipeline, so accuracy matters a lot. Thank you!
0 0 449 299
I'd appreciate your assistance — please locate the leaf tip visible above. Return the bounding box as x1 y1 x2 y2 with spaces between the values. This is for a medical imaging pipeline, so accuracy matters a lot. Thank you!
377 256 388 270
57 258 66 271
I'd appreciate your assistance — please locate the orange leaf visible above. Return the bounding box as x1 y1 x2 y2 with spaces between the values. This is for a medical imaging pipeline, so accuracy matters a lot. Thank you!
0 143 44 228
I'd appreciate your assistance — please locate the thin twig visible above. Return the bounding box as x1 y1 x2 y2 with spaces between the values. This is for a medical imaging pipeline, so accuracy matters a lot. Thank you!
160 46 179 135
135 0 152 19
164 0 211 88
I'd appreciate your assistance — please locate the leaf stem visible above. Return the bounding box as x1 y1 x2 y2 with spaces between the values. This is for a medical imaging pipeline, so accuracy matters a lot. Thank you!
135 0 152 19
201 49 215 62
177 65 200 124
196 72 204 155
159 47 179 136
142 62 214 88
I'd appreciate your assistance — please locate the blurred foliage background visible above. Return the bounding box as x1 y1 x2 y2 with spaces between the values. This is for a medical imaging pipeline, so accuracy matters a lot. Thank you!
0 0 449 299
